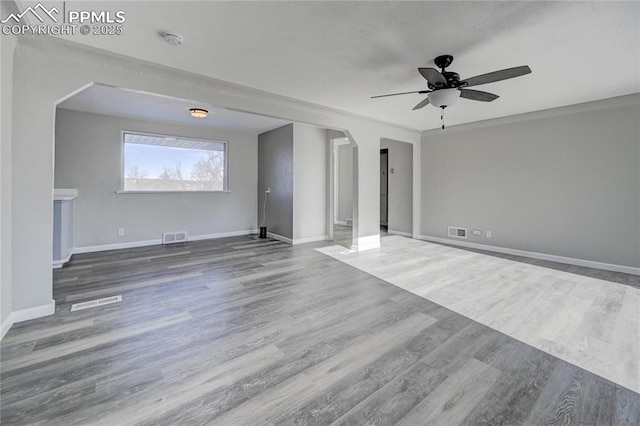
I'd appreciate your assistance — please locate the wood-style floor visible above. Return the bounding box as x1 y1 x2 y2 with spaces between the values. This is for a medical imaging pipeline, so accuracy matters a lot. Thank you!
320 236 640 394
1 235 639 425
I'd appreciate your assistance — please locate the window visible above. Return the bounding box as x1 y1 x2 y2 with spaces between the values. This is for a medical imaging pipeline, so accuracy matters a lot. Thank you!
122 132 228 192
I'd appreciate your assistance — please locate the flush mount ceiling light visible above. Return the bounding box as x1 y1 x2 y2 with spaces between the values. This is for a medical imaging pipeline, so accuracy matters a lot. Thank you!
162 32 183 46
189 108 208 118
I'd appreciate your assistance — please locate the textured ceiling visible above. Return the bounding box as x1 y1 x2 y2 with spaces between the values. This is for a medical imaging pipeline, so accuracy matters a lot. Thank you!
58 84 290 134
45 1 640 130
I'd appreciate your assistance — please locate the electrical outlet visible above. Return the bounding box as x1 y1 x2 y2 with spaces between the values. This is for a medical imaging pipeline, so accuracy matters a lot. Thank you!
486 230 492 238
118 228 125 236
265 188 271 193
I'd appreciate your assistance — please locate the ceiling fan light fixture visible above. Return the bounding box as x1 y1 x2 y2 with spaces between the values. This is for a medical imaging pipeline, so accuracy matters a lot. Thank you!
428 88 460 108
189 108 208 118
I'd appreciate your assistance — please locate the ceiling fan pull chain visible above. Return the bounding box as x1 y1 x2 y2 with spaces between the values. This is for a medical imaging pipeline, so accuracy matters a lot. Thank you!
441 106 445 129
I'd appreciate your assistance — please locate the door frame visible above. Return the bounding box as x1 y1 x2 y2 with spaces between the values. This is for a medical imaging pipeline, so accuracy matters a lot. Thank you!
380 148 389 227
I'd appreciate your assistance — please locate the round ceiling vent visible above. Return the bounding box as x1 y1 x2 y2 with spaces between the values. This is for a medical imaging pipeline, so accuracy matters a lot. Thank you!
162 32 183 46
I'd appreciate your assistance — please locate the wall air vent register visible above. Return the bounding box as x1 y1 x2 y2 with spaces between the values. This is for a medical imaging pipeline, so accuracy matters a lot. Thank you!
448 226 467 239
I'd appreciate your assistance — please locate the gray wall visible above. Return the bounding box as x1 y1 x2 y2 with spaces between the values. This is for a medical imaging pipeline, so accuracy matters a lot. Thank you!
336 144 353 224
293 124 327 240
1 24 15 326
258 124 294 239
55 109 258 248
337 138 413 235
381 139 413 235
6 36 417 316
258 123 328 242
421 94 640 268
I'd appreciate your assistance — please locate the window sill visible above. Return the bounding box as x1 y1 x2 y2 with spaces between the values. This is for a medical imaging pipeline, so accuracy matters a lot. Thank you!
116 190 232 194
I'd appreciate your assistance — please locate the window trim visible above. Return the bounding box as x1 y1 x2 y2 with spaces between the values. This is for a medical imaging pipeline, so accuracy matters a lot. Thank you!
120 130 229 193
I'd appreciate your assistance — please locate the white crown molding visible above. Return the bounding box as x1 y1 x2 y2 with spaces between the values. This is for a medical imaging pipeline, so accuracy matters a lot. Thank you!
15 36 422 136
422 92 640 136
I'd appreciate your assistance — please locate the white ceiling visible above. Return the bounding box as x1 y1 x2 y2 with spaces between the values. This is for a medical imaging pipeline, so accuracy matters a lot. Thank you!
49 1 640 131
58 84 290 134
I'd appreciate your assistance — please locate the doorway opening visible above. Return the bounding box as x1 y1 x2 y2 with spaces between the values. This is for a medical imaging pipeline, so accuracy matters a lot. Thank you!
329 136 355 249
380 148 389 234
379 139 413 238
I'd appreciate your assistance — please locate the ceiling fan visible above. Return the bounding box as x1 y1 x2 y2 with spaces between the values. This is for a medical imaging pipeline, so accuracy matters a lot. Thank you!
372 54 532 128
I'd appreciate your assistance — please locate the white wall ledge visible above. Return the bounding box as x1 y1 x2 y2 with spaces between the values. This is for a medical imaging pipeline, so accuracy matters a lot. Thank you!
53 188 78 200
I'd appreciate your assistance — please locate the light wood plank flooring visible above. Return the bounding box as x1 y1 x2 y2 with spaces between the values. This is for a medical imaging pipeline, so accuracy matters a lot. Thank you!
319 235 640 394
1 235 639 425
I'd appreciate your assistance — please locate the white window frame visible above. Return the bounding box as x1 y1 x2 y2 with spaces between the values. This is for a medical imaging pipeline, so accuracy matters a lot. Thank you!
119 130 229 193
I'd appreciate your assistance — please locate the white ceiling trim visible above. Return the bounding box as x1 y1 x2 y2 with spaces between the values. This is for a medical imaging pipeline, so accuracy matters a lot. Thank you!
45 1 639 130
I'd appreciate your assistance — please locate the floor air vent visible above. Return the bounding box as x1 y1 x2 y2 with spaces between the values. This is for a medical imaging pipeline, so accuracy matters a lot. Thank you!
71 295 122 312
162 231 187 244
448 226 468 239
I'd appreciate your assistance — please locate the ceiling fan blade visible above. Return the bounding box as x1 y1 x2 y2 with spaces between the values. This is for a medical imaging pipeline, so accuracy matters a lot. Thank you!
459 89 500 102
412 97 431 110
418 68 447 87
371 90 429 99
463 65 532 87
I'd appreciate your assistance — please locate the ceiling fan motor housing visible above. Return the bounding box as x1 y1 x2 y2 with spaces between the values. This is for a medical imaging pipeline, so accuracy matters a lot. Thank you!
443 71 466 87
429 71 467 89
433 54 454 70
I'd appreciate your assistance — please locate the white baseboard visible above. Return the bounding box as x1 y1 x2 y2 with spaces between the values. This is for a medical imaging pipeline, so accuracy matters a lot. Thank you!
12 299 56 322
268 233 329 245
52 252 72 269
267 232 293 244
352 234 381 252
74 239 162 254
292 235 328 245
73 229 258 254
188 229 258 241
418 235 640 276
1 300 56 340
1 315 14 340
388 230 412 238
